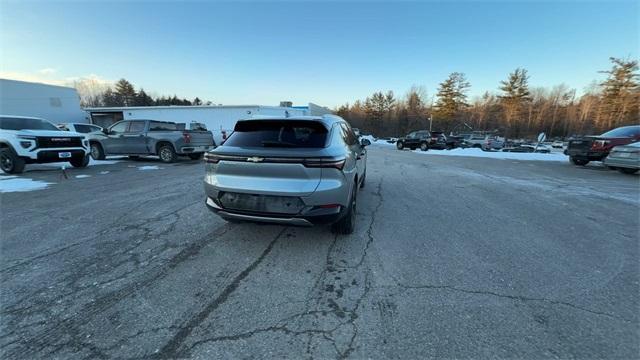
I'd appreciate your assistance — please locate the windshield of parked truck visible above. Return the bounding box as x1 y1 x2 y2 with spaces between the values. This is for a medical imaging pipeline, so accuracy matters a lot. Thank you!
0 117 60 131
224 120 328 148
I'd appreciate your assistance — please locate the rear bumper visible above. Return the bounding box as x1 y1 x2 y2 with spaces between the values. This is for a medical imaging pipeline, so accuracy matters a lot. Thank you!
179 145 213 154
603 157 640 169
205 197 343 226
566 150 608 161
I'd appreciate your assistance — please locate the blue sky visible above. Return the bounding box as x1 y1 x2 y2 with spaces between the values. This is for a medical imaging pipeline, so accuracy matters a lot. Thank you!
1 1 637 108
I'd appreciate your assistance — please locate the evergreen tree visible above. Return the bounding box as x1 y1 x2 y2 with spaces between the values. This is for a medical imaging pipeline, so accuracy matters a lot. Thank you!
433 72 470 128
193 97 203 106
135 88 155 106
498 68 531 136
598 57 639 129
101 87 120 107
114 79 136 106
364 91 395 133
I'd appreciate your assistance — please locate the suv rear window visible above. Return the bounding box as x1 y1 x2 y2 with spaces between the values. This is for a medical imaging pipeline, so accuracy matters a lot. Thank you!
225 120 328 148
0 117 60 131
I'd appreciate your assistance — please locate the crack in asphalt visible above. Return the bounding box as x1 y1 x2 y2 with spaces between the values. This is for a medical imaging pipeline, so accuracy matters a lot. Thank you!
0 201 230 358
153 227 288 358
396 282 631 322
180 179 386 358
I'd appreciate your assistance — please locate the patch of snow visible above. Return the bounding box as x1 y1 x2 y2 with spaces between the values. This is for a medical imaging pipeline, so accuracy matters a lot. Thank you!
75 175 91 178
0 176 52 193
413 147 568 162
99 171 110 175
138 165 161 171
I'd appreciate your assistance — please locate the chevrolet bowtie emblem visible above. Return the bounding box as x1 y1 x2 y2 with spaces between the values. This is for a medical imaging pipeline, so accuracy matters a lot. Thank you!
246 156 264 163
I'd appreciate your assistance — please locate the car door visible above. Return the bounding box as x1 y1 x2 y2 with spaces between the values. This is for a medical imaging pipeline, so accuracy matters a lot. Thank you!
103 121 130 154
121 121 149 154
405 131 418 147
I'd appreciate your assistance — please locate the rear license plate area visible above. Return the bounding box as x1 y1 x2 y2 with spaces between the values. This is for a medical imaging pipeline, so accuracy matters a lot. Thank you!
219 192 303 214
58 152 72 158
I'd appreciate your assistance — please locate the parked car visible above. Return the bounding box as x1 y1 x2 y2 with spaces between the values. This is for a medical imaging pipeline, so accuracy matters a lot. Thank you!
427 131 457 149
0 115 90 174
89 119 215 162
603 142 640 174
396 130 431 151
502 143 551 153
203 115 368 234
551 140 564 149
566 125 640 166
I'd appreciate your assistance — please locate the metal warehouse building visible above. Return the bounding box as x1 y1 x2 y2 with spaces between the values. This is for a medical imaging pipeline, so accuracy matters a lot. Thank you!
0 79 87 123
85 102 332 144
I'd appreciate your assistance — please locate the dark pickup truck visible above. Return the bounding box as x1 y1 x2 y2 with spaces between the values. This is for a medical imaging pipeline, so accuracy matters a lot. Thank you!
89 119 215 162
566 125 640 165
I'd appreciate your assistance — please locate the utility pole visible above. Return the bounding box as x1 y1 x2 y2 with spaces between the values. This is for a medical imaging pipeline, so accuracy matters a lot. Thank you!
429 114 433 132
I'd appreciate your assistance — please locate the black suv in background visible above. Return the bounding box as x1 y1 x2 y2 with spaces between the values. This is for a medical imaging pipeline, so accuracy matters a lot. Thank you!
396 130 431 151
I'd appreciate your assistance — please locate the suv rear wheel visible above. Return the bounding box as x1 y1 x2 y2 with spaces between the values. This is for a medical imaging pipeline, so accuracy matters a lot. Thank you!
619 168 638 175
396 141 404 150
0 148 26 174
332 185 357 234
570 157 589 166
420 142 428 151
158 144 177 163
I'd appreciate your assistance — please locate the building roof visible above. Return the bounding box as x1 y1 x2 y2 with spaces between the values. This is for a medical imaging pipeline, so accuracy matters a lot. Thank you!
84 105 302 111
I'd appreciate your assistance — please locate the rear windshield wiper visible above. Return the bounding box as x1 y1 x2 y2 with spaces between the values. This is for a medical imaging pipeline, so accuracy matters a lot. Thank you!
261 140 298 147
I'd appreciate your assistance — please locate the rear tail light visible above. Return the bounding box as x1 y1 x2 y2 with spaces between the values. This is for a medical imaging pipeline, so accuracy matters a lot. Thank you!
303 157 346 170
183 132 192 143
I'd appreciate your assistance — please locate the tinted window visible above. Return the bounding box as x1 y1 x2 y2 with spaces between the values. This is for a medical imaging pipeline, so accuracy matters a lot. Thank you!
73 124 97 133
340 123 358 145
224 120 328 148
110 121 129 134
407 132 417 138
149 121 178 131
600 126 640 138
128 121 146 133
0 117 60 131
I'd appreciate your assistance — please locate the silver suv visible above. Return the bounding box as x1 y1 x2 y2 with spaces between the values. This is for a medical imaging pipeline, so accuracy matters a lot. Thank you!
203 115 370 234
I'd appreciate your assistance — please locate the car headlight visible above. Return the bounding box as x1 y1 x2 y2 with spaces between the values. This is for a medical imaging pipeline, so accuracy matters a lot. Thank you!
17 136 35 149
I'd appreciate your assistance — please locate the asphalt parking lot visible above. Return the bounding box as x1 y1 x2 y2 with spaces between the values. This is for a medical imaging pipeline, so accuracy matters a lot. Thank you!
1 146 638 359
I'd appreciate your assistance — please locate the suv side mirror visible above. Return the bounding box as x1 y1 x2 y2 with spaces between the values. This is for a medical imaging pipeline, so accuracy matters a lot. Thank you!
360 138 371 147
102 128 110 135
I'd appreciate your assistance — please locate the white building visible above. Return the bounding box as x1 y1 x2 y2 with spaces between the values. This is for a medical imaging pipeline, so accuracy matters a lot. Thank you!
85 103 332 144
0 79 87 123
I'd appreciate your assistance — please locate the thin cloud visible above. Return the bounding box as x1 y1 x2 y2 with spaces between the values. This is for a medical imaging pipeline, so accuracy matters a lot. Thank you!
38 68 57 75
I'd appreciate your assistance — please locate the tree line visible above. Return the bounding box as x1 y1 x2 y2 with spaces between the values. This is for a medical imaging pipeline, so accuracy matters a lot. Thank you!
76 78 210 108
336 57 639 138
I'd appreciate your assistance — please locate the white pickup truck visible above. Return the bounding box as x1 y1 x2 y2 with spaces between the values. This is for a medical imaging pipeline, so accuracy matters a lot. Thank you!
0 115 90 174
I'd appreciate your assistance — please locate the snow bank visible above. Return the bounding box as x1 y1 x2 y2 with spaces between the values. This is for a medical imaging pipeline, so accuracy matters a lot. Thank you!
0 176 52 193
413 147 569 162
138 165 161 171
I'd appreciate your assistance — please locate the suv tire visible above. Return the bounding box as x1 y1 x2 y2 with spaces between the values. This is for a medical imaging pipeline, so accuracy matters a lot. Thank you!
420 142 428 151
332 185 357 235
70 155 90 168
0 148 26 174
570 157 589 166
396 141 404 150
619 168 638 175
158 144 177 163
90 142 106 160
